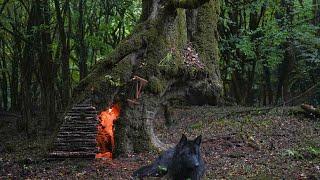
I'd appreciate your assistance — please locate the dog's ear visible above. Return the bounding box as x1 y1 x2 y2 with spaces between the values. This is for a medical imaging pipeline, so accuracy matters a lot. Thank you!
194 135 202 145
178 134 188 147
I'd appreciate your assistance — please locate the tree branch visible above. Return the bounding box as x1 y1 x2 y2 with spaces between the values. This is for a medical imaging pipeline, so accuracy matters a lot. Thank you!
171 0 211 9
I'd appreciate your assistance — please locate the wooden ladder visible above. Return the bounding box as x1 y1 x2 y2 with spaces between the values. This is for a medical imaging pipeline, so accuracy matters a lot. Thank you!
127 75 148 106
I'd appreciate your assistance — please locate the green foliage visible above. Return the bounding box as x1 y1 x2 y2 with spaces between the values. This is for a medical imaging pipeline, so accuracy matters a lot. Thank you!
158 50 181 76
219 0 320 104
283 146 320 160
0 0 142 110
158 51 174 67
283 149 303 159
235 34 256 59
189 121 203 130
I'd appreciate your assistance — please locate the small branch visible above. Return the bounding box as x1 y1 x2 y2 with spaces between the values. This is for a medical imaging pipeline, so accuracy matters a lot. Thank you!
171 0 211 9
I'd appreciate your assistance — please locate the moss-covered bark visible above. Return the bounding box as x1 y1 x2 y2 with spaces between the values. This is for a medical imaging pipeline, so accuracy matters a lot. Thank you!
72 0 223 156
187 0 223 105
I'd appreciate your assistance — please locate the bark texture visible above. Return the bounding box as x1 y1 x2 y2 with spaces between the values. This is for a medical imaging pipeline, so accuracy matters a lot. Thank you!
73 0 222 155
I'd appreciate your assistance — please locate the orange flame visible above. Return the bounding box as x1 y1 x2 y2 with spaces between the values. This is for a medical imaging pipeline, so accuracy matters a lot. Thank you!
96 103 120 159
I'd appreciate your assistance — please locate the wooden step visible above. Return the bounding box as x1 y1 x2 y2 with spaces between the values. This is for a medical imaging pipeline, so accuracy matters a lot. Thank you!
66 113 97 117
73 104 93 107
48 151 96 159
66 111 97 115
49 102 102 159
67 111 97 115
61 124 97 129
72 106 96 110
56 137 96 142
64 120 98 124
57 134 96 139
54 141 96 147
64 117 98 122
67 116 96 120
60 126 96 131
58 131 96 135
54 146 98 152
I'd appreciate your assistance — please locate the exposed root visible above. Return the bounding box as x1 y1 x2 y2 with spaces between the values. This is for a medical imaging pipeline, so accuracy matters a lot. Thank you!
145 110 174 151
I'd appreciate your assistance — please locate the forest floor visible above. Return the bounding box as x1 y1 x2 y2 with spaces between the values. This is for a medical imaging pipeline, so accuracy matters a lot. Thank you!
0 106 320 179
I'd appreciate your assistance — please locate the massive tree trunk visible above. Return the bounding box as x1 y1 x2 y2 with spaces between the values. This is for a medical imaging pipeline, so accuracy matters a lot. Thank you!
186 0 223 105
73 0 222 155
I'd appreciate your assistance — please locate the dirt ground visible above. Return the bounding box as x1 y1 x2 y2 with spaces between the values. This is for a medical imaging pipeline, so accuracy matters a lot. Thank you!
0 106 319 179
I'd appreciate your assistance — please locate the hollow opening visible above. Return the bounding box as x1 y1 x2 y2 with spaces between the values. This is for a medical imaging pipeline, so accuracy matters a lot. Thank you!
95 103 120 159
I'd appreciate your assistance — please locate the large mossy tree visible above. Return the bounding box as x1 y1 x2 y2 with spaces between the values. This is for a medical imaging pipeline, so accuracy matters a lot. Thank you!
73 0 223 155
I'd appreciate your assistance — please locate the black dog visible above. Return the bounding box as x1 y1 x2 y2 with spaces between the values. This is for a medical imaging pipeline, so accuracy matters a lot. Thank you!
133 134 205 180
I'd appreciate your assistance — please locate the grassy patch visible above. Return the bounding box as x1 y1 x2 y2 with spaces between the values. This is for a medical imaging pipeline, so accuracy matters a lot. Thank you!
189 121 203 130
283 146 320 160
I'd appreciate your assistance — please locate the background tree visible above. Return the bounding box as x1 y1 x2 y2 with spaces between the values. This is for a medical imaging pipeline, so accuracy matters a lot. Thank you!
0 0 141 134
219 0 320 105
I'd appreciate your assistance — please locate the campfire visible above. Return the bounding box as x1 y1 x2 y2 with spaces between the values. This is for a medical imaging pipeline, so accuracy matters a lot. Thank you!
96 103 120 159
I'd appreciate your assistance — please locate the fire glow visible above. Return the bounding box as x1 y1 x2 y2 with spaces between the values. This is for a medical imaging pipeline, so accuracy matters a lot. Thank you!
96 103 120 159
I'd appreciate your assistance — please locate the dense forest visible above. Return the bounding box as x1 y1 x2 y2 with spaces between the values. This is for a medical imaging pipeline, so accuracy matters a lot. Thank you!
0 0 141 131
0 0 319 129
0 0 319 179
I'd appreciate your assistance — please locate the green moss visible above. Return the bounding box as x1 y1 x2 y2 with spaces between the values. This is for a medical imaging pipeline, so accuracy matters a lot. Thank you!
187 0 223 103
137 7 190 80
176 8 188 49
193 0 220 75
148 76 166 94
109 55 134 85
158 50 183 77
189 121 203 129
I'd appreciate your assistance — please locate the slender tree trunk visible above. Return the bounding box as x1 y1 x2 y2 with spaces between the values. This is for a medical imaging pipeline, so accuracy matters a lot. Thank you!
0 40 8 110
20 2 38 134
276 40 295 103
54 0 71 108
77 0 87 80
10 6 22 111
313 0 320 36
276 0 295 103
231 71 243 104
263 63 273 105
245 61 256 105
37 0 57 128
10 35 21 111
